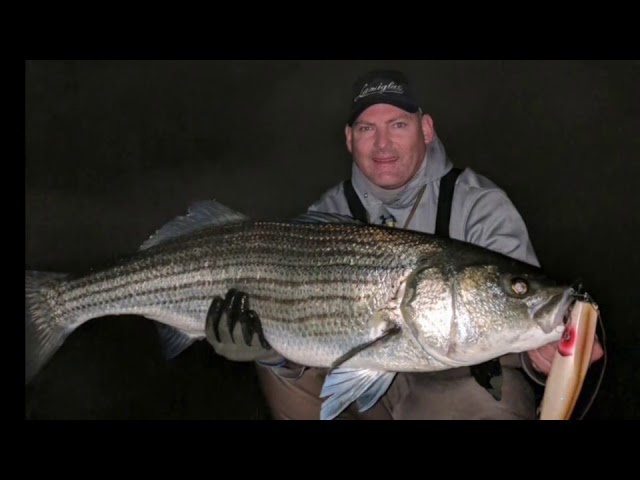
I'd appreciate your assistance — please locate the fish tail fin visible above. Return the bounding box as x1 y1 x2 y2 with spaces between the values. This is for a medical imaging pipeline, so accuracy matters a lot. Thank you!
25 270 73 384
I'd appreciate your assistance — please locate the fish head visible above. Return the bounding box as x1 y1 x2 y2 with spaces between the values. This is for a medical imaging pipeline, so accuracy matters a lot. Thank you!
400 257 575 366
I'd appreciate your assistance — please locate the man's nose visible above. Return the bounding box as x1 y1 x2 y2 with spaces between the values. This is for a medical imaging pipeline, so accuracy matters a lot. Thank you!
374 128 390 149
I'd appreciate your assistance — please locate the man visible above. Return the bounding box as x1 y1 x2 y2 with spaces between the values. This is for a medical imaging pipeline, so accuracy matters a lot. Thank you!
209 69 603 419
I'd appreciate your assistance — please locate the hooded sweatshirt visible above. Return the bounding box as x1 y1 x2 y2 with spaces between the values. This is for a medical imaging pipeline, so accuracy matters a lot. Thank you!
308 133 540 267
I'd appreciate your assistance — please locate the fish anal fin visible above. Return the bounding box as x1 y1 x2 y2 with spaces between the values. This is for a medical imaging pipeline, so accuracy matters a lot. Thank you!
155 323 197 359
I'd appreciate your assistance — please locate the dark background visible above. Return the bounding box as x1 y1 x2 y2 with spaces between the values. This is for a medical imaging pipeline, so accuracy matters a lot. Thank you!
25 60 639 420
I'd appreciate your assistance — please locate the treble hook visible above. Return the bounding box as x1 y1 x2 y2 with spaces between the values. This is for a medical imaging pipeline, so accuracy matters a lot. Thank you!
569 282 599 309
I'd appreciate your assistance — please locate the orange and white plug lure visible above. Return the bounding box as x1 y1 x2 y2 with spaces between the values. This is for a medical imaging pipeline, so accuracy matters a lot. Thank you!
538 300 599 420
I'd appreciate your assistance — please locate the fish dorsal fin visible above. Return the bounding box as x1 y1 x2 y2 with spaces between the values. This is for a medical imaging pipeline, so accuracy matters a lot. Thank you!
140 200 248 251
291 210 363 225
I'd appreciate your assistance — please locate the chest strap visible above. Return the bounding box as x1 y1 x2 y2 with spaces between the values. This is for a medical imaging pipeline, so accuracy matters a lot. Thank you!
343 179 369 223
343 167 463 235
435 167 462 236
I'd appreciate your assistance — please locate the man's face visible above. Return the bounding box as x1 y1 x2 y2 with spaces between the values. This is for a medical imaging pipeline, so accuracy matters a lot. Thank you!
346 104 434 190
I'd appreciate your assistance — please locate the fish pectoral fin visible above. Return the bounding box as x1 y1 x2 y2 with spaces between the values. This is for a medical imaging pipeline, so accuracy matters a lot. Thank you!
355 372 397 413
155 323 197 359
320 368 397 420
330 321 400 369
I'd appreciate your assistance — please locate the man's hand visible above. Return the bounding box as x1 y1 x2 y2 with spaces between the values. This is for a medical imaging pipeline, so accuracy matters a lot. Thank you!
203 288 304 379
205 288 281 363
527 338 604 375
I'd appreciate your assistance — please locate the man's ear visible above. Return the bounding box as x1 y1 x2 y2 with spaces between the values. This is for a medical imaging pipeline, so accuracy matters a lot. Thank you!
345 124 353 154
421 114 434 144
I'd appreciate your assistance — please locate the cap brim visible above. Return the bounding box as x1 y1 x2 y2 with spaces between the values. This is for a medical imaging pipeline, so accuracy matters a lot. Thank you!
348 95 420 125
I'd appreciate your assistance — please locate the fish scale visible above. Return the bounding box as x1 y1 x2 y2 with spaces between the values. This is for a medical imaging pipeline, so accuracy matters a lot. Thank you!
33 221 429 360
26 201 574 419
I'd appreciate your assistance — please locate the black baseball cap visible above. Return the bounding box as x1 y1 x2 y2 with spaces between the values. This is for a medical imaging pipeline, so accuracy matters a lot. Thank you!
347 69 421 126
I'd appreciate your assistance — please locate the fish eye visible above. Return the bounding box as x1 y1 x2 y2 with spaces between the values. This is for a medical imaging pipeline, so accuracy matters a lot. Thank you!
511 277 529 296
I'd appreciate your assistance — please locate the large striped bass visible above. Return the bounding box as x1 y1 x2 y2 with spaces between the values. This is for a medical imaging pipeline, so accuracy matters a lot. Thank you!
25 200 576 420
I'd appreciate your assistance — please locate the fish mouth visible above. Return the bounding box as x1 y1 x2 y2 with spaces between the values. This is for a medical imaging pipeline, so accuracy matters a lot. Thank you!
529 288 575 334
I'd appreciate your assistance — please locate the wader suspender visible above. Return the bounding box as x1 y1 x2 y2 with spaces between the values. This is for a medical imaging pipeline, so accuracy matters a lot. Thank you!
343 167 505 402
342 167 463 230
434 167 462 236
343 179 369 224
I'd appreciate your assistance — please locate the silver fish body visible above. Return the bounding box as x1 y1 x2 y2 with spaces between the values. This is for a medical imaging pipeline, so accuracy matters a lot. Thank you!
25 201 574 419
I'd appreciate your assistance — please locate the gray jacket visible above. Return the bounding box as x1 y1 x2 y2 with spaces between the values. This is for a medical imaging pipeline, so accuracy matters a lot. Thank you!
309 134 540 268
